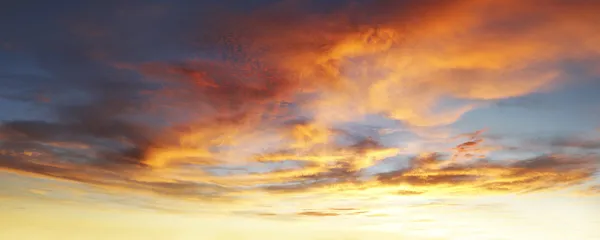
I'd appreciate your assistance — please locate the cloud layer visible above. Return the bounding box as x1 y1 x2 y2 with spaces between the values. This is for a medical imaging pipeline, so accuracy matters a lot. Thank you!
1 0 600 213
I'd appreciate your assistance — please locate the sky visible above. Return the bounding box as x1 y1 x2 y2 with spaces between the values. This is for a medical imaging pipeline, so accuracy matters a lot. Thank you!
1 0 600 239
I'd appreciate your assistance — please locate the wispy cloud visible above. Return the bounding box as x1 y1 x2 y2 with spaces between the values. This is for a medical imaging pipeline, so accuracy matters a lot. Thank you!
576 185 600 196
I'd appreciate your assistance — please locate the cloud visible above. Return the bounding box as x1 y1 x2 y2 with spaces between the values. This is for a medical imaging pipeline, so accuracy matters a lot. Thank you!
1 0 600 213
396 190 425 196
177 0 600 128
576 185 600 196
497 134 600 155
256 212 278 217
97 0 600 169
329 208 358 211
297 211 340 217
253 135 400 194
292 208 371 218
549 136 600 150
255 133 598 196
375 147 597 195
28 189 48 196
0 152 231 201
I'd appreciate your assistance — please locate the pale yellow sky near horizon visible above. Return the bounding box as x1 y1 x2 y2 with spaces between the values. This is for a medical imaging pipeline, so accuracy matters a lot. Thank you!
2 172 599 240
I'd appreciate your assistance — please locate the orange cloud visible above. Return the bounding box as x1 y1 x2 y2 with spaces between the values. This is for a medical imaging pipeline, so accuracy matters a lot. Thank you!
2 0 600 215
183 0 600 128
114 0 600 169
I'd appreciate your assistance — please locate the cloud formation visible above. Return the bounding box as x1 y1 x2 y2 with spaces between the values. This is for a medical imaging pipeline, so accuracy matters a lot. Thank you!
1 0 600 214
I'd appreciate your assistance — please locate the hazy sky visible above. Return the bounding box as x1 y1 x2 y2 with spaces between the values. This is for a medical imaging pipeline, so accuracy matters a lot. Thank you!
1 0 600 239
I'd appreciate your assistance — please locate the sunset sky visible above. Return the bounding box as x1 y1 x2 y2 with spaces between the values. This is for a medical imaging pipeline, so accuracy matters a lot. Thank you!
1 0 600 239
